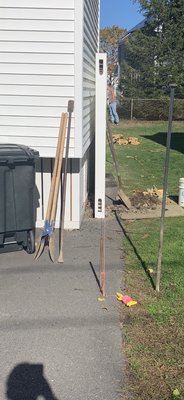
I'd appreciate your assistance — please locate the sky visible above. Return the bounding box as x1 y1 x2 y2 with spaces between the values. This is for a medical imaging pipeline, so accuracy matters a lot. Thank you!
100 0 144 31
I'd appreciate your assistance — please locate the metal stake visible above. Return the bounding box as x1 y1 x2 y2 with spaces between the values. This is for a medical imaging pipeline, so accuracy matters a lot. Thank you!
100 218 106 297
130 98 134 120
156 84 176 292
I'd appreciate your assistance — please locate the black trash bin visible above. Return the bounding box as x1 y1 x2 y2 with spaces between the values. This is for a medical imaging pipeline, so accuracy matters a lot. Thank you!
0 144 39 254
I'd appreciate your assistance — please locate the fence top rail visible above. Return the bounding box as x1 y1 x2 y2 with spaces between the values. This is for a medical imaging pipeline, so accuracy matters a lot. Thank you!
123 98 172 101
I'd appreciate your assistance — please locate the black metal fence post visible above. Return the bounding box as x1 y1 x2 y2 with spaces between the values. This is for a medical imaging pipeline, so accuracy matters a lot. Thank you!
156 84 177 292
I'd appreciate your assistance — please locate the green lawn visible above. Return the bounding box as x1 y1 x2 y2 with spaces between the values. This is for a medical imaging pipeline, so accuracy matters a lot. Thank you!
109 120 184 400
106 120 184 197
125 217 184 324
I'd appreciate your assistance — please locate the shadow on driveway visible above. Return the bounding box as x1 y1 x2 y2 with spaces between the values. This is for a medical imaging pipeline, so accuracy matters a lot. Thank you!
6 363 58 400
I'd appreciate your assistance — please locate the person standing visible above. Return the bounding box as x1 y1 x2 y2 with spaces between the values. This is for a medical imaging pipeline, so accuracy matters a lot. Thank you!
107 82 119 125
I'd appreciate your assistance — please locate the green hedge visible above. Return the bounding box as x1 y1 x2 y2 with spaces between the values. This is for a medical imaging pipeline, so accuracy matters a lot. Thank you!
117 98 184 120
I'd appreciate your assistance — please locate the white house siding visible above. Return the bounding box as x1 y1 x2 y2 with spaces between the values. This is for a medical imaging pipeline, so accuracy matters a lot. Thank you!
0 0 75 158
35 157 82 230
0 0 101 230
82 0 100 156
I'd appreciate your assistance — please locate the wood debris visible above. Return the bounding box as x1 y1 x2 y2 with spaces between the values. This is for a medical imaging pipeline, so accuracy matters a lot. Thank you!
143 187 164 199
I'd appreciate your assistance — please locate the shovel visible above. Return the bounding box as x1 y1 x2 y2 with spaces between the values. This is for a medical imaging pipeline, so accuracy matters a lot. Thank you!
34 113 67 260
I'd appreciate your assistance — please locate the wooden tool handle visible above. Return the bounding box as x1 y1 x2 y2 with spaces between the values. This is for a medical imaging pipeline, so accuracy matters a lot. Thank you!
45 113 66 221
50 113 68 222
106 117 121 183
58 100 74 262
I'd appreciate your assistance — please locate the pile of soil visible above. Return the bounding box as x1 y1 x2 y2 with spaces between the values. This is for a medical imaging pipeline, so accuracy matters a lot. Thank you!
130 190 161 210
85 187 167 219
112 135 140 145
104 187 166 219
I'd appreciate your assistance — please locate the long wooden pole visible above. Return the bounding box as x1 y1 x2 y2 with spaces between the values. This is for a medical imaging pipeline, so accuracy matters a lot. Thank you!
156 84 176 292
34 113 66 260
48 113 68 262
58 100 74 263
106 117 131 209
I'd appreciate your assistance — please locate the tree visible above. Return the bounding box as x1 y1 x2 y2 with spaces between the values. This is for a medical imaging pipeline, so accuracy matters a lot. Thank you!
100 26 127 78
121 0 184 98
120 29 158 97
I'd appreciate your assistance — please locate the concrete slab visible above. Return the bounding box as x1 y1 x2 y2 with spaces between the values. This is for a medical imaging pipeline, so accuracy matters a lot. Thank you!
0 217 125 400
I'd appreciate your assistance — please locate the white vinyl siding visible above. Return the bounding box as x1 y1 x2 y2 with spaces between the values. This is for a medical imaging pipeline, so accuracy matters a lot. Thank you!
0 1 74 7
36 157 81 229
82 0 99 155
0 0 75 157
0 0 101 230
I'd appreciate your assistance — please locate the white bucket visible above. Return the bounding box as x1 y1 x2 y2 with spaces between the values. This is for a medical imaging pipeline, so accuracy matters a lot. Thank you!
179 178 184 206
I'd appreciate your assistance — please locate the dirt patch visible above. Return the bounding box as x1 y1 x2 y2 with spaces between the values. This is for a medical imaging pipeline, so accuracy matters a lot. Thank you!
84 187 183 221
130 188 162 210
105 187 164 218
112 134 140 145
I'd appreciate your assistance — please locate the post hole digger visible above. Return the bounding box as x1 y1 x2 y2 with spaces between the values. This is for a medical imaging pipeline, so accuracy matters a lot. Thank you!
34 100 74 261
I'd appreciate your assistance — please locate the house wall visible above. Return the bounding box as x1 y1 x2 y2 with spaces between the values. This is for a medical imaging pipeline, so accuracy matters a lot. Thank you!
82 0 100 156
0 0 100 159
0 0 75 158
35 157 82 229
0 0 101 229
74 0 100 223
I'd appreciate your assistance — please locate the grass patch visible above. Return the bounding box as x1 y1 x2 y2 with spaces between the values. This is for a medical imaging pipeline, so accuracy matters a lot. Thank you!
106 120 184 197
109 120 184 400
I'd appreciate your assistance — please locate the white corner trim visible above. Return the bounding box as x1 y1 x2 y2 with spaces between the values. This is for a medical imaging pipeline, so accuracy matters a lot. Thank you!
95 53 107 218
74 0 84 158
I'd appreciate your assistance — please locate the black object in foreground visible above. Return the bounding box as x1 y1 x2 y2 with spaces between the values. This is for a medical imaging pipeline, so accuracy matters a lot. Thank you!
0 144 39 254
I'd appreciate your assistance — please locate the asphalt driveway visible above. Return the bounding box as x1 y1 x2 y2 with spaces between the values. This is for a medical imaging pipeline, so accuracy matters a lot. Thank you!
0 216 125 399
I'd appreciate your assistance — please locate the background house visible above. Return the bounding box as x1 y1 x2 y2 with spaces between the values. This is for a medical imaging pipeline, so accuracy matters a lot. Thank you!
0 0 106 229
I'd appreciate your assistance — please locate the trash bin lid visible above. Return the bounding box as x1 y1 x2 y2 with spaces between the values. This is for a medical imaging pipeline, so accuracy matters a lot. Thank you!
0 144 39 164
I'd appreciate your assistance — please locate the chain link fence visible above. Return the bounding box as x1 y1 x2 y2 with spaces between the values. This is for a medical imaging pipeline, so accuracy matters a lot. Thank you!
117 98 184 120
